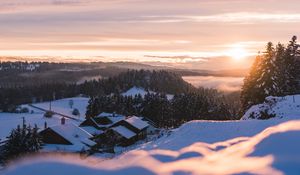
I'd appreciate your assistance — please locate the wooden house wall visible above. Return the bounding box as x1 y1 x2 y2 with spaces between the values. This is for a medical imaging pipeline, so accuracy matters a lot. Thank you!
40 128 72 145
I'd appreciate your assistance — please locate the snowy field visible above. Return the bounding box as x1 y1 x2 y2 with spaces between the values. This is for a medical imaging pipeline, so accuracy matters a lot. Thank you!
2 118 300 175
2 94 300 174
122 86 174 100
0 97 89 142
242 95 300 120
24 97 90 121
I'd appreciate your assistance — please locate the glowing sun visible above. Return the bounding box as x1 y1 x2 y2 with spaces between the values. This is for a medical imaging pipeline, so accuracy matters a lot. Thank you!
227 46 248 61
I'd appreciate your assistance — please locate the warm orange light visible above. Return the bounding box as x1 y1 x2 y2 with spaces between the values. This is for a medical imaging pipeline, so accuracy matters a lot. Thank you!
227 45 248 61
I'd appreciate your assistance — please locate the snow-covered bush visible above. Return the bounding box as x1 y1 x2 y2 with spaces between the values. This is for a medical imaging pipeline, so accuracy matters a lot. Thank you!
44 111 54 118
72 108 80 116
0 123 43 164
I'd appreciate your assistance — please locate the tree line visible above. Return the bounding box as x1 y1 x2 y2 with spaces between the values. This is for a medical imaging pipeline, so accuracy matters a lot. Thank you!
0 70 195 112
241 36 300 114
86 89 240 128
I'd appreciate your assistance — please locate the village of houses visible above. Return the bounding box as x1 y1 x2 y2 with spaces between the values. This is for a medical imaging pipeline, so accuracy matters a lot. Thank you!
40 112 157 154
0 87 166 156
0 96 159 155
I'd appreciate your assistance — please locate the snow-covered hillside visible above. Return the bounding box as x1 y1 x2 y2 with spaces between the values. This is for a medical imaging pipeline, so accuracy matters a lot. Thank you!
24 97 89 121
0 97 89 142
242 94 300 120
3 118 300 175
122 86 174 100
2 95 300 174
121 86 153 97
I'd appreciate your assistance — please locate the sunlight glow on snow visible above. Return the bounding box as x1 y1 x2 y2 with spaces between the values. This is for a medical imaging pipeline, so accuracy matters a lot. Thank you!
4 120 300 175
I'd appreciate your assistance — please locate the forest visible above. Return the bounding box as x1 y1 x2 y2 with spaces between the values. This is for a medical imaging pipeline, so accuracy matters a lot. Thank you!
1 36 299 126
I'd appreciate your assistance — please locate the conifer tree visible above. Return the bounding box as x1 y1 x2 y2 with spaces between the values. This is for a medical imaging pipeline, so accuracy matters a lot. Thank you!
241 36 300 114
1 123 42 163
283 36 299 94
257 42 277 96
241 55 264 111
273 43 286 96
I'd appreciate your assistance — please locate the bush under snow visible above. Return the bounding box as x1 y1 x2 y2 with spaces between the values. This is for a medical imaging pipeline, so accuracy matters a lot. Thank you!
242 94 300 120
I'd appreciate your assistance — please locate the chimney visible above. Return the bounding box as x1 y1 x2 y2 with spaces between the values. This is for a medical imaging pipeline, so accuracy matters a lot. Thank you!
44 121 48 129
61 117 66 125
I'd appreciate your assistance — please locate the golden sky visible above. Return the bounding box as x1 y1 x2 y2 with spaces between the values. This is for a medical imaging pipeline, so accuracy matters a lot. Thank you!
1 0 300 70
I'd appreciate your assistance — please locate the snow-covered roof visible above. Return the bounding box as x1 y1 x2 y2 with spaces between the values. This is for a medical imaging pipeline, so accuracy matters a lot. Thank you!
107 116 125 124
80 126 104 135
112 126 136 139
125 116 149 130
50 123 96 147
121 86 174 100
97 112 125 118
92 115 125 128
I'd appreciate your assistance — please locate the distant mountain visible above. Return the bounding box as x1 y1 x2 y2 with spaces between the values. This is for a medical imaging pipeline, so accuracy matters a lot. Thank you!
0 61 247 88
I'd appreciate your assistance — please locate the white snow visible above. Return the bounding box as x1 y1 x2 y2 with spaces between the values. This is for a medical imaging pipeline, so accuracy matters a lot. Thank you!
242 94 300 120
106 116 125 125
125 116 149 130
121 86 174 100
0 97 91 151
112 126 136 139
24 97 90 121
91 113 125 128
49 123 96 147
3 95 300 174
80 126 103 135
121 86 153 97
0 113 69 141
98 112 125 118
4 119 300 175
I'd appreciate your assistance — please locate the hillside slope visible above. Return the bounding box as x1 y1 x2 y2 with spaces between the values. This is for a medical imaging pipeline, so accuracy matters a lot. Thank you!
3 117 300 175
242 94 300 120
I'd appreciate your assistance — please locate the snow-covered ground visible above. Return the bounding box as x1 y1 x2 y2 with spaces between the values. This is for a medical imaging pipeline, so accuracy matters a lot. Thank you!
0 113 61 141
0 97 89 142
3 118 300 175
242 95 300 120
24 97 89 121
122 86 174 100
121 86 154 97
2 94 300 174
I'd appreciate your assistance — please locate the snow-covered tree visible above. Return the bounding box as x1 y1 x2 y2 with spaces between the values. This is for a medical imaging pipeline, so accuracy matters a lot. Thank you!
0 123 43 163
256 42 278 96
241 36 300 113
241 55 264 111
283 36 299 95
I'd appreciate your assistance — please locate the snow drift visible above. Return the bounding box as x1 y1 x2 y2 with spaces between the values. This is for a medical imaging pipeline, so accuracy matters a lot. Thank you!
3 119 300 175
242 94 300 120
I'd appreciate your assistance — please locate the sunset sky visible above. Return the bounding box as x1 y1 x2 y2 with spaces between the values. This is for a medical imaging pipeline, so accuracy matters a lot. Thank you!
1 0 300 70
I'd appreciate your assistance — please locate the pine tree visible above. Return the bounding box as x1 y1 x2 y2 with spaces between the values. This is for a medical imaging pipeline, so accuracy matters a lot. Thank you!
241 36 300 115
1 123 43 163
283 36 299 95
241 55 264 111
273 43 286 96
257 42 277 96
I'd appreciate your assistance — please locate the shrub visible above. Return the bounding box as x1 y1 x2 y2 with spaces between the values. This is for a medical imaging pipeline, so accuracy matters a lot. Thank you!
72 108 80 116
44 111 54 118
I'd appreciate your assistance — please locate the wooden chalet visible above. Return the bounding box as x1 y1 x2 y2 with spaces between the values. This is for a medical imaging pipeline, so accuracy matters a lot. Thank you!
112 116 149 139
105 116 150 146
79 112 125 135
40 118 96 152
